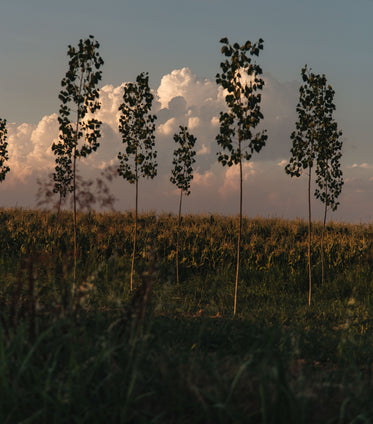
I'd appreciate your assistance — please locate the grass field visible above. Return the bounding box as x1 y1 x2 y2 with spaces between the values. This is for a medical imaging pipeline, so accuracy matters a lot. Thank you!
1 208 373 423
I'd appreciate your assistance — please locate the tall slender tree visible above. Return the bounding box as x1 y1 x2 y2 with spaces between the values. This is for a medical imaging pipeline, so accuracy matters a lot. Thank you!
216 37 267 316
118 72 157 291
285 65 342 303
286 66 320 306
170 125 196 285
314 84 343 284
0 119 10 183
52 35 104 288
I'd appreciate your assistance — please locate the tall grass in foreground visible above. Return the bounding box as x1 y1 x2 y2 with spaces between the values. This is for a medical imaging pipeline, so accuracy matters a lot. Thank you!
1 302 373 422
1 209 373 422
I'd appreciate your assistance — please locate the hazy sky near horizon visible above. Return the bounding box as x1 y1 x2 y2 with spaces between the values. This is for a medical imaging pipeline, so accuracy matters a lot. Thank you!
1 0 373 223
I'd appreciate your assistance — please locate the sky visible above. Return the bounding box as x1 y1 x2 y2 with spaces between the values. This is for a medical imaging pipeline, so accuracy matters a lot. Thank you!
0 0 373 223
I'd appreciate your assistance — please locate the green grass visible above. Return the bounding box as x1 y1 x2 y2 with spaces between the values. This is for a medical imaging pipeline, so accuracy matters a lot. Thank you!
1 208 373 422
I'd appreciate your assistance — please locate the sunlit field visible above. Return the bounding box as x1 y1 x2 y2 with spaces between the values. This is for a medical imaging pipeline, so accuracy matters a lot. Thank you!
1 208 373 423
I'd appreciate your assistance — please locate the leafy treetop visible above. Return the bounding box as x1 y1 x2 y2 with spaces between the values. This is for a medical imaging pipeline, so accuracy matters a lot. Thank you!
286 66 328 177
118 72 157 183
170 126 197 196
216 37 267 166
0 119 9 182
285 65 343 212
52 35 104 197
314 82 343 212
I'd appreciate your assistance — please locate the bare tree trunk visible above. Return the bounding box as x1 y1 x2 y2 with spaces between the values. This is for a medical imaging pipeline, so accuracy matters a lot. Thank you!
321 185 328 285
176 189 183 285
72 148 77 296
73 72 83 297
308 165 312 307
131 175 138 292
57 195 62 216
234 145 243 317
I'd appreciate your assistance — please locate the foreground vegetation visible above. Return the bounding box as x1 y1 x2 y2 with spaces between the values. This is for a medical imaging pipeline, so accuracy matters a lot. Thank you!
1 208 373 423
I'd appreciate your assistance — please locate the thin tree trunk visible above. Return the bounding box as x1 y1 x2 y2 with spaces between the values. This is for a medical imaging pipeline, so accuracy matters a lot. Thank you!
57 195 62 216
308 165 312 306
234 146 243 317
131 175 138 292
73 70 83 297
72 148 77 296
321 185 328 285
176 189 183 285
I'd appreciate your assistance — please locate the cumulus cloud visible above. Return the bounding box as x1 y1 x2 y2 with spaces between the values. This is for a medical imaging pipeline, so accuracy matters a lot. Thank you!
152 69 225 180
218 163 257 196
157 67 220 109
157 118 177 136
277 159 288 167
350 163 373 169
193 170 217 189
93 83 125 131
6 114 58 183
188 116 200 130
197 144 210 156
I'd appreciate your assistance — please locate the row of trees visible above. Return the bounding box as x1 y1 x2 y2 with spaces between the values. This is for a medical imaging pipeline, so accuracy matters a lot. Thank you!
285 67 343 306
49 36 198 293
216 38 343 310
0 35 343 311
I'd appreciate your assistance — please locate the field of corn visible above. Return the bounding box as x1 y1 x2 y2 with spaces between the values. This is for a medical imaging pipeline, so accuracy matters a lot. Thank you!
1 208 373 423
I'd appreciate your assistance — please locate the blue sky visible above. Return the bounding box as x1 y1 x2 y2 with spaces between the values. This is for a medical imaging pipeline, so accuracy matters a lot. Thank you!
2 0 371 123
0 0 373 222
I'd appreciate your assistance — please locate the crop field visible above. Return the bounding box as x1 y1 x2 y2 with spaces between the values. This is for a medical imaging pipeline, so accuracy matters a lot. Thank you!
1 208 373 423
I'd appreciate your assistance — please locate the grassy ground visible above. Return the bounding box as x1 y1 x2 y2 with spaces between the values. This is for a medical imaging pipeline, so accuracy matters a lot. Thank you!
1 209 373 422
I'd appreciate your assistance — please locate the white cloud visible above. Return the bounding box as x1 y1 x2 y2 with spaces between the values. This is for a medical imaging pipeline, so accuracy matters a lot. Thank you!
219 163 257 195
197 144 210 156
94 83 125 131
6 114 58 183
211 116 219 127
351 163 372 169
157 67 219 109
157 118 177 136
188 116 200 130
193 170 217 188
